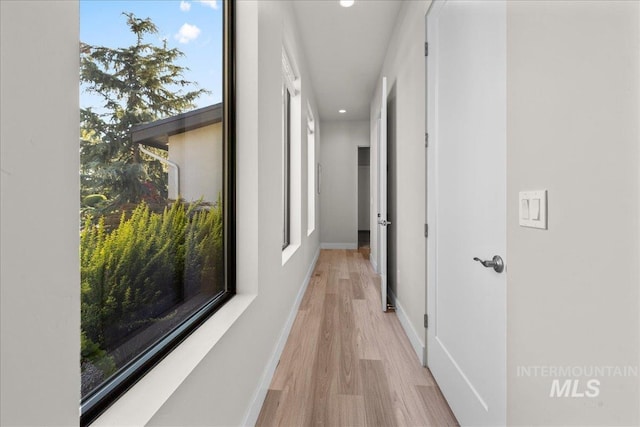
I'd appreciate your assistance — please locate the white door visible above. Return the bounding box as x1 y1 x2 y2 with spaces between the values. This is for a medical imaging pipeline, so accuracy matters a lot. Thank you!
377 76 388 312
426 1 506 425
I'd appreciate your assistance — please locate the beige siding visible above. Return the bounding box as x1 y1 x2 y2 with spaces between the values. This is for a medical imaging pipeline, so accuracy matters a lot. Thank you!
168 122 223 204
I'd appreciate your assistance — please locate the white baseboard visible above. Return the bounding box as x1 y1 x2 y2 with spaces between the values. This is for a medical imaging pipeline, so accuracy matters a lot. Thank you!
389 289 425 366
320 242 357 250
369 253 378 273
241 247 320 427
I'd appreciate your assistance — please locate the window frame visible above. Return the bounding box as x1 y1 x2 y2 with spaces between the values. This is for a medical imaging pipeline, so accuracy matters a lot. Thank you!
79 1 236 424
282 82 292 250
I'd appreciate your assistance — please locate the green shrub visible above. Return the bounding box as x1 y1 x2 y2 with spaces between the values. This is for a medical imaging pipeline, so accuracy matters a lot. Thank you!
81 330 116 375
80 198 223 369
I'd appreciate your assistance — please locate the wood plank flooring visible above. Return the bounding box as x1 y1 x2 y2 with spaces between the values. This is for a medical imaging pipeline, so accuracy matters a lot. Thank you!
256 249 458 427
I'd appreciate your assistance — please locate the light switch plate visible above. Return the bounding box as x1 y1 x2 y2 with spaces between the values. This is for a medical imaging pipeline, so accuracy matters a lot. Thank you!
519 190 547 229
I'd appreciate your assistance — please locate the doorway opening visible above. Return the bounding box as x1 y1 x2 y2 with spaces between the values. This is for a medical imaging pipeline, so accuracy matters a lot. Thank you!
358 146 370 257
386 85 397 302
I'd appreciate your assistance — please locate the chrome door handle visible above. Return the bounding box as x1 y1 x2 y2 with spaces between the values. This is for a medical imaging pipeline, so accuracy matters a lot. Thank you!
378 219 391 226
473 255 504 273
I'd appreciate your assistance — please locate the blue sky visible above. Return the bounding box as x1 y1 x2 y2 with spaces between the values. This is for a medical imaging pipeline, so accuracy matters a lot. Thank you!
80 0 222 113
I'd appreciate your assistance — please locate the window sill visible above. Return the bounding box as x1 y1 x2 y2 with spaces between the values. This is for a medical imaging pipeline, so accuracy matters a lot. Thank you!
90 293 257 427
281 243 300 266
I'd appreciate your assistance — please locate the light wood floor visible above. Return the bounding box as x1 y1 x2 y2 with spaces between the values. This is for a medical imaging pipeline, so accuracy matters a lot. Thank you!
256 249 458 427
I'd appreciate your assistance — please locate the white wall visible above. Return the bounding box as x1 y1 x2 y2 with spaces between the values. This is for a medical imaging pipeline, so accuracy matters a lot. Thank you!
0 1 322 425
319 120 369 248
506 1 640 425
1 1 80 425
370 0 431 356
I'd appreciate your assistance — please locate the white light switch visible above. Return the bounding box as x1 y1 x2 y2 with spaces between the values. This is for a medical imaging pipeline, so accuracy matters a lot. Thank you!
520 199 529 220
530 198 540 220
519 190 547 229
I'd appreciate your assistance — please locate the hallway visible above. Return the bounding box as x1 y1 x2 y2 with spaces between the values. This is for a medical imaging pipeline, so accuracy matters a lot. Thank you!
256 250 457 426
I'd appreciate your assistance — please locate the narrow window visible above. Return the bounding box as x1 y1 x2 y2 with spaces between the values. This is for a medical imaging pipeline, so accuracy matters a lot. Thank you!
79 1 236 424
307 103 315 235
282 80 291 249
282 48 297 251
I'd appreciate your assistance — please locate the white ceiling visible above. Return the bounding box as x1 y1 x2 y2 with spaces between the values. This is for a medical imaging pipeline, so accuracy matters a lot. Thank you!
292 0 402 122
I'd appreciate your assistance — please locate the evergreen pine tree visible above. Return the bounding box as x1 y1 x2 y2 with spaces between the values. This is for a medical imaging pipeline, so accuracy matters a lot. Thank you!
80 13 207 210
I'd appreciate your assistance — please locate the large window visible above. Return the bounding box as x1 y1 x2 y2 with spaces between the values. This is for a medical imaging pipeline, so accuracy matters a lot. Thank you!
79 1 235 424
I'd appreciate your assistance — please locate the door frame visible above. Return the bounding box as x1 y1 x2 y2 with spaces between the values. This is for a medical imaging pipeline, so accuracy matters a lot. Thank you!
424 4 430 367
376 114 382 274
377 76 388 312
357 146 370 248
425 0 441 371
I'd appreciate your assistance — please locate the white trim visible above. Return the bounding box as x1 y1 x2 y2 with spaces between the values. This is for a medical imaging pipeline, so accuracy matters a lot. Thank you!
369 253 378 273
320 242 357 250
282 47 299 96
92 294 257 427
282 243 301 266
389 289 425 366
306 100 315 134
242 247 320 427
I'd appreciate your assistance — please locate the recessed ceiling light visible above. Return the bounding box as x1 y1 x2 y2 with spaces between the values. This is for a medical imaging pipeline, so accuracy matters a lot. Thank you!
339 0 354 8
339 109 347 113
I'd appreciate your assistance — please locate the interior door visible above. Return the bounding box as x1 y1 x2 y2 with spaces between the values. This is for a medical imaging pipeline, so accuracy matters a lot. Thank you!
377 76 388 312
426 1 506 425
